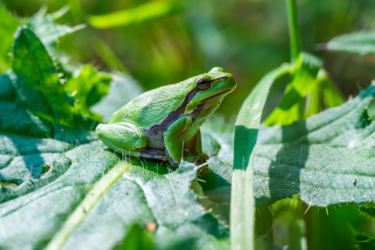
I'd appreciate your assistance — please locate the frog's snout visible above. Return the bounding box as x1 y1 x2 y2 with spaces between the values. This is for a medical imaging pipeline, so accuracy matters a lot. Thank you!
96 123 116 143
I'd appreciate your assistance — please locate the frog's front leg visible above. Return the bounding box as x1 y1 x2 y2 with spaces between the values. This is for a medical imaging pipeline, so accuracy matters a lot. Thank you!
164 116 192 168
96 122 148 152
184 129 209 162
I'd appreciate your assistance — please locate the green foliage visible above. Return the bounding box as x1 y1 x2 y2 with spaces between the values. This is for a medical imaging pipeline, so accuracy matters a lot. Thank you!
326 30 375 56
65 65 112 119
2 1 375 250
113 224 153 250
88 0 184 28
205 82 375 207
265 53 344 126
0 5 18 74
91 73 144 121
12 26 78 125
26 7 85 51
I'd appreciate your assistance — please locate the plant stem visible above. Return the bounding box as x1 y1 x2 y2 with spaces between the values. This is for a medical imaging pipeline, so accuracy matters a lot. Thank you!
287 0 301 62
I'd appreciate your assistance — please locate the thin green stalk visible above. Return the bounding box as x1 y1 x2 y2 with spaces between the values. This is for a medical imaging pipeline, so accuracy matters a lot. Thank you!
287 0 301 62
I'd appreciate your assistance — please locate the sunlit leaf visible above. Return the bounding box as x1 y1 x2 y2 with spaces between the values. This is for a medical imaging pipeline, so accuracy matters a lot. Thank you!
11 26 79 126
325 30 375 55
27 8 85 50
0 4 18 74
65 65 112 119
319 69 345 108
265 52 322 126
88 0 184 28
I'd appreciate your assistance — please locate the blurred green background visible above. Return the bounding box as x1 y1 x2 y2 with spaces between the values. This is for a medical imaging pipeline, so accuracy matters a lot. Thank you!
2 0 375 116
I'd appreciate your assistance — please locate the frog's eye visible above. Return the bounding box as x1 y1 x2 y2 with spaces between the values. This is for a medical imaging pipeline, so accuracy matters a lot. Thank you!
197 78 211 90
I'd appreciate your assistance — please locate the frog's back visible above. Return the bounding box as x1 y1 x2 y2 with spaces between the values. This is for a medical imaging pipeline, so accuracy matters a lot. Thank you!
109 79 193 129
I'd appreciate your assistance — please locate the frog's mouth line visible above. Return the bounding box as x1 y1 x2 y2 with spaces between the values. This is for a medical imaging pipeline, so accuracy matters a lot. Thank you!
202 89 232 102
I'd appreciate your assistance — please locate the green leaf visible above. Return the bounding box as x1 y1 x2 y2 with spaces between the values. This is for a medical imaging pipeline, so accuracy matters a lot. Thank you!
0 4 19 74
326 30 375 55
354 233 375 250
91 36 129 73
305 69 344 117
0 135 229 249
11 26 80 126
231 64 292 250
88 0 184 28
265 52 322 126
203 82 375 208
318 69 345 108
26 8 85 51
65 65 112 119
113 224 153 250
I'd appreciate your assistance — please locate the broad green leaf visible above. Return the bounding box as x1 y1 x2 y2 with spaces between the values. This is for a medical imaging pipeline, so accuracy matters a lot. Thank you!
24 7 86 85
26 8 85 51
326 30 375 55
0 4 18 74
65 65 112 119
231 64 292 250
88 0 184 28
0 134 229 249
11 26 79 126
203 82 375 208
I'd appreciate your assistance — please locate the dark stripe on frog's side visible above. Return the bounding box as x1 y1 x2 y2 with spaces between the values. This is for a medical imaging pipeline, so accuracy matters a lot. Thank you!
142 87 199 149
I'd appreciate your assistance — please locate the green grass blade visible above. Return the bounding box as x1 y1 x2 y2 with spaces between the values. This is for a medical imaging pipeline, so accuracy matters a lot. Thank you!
88 0 184 29
91 36 129 73
231 64 291 250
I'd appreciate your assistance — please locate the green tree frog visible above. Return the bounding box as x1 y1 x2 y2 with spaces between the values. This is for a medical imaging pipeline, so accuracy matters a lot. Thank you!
96 67 236 168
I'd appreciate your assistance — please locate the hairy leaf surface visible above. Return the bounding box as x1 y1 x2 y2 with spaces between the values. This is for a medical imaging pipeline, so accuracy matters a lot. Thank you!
203 83 375 208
